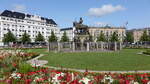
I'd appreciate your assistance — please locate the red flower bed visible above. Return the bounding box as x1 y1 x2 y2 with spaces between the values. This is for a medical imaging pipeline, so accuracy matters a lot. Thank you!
2 67 150 84
0 50 39 81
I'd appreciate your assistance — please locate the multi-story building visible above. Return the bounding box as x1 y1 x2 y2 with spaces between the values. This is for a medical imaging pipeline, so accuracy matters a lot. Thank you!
0 10 60 45
60 27 74 41
60 26 126 42
88 26 126 42
128 28 150 43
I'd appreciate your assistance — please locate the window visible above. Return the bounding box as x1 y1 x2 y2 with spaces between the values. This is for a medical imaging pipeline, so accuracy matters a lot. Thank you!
4 28 6 30
27 21 31 23
10 19 14 21
106 31 109 36
2 18 6 20
18 20 21 22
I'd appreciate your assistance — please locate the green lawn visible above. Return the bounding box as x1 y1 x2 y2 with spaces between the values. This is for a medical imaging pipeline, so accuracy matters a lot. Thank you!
25 48 150 71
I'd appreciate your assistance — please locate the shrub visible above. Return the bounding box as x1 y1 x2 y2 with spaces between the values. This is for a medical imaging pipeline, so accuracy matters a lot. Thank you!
143 50 150 55
18 63 35 73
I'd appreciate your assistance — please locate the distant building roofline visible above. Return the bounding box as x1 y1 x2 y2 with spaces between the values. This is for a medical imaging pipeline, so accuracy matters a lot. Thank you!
0 10 57 25
129 27 150 31
60 27 73 31
88 26 126 29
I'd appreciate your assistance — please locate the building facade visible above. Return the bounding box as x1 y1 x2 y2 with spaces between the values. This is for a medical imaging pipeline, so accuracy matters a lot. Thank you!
0 10 60 44
129 28 150 43
60 27 74 41
88 26 126 42
60 26 126 42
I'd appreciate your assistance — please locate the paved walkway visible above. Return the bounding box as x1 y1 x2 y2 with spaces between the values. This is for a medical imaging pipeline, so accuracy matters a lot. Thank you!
27 54 48 67
27 54 150 73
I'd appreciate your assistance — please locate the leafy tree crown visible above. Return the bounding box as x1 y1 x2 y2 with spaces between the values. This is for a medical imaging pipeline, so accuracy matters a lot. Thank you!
2 30 16 43
35 32 45 42
48 31 57 42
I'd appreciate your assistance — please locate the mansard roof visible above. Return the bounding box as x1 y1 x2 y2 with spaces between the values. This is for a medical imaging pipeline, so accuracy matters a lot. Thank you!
60 27 73 31
1 10 25 19
0 10 57 25
46 18 57 25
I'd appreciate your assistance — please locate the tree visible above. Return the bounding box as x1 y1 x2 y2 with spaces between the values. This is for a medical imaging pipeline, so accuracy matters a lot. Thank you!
140 30 149 42
110 32 119 42
3 30 16 44
48 31 57 42
124 32 134 43
89 35 93 42
97 31 106 42
20 32 31 43
60 31 69 42
35 32 45 42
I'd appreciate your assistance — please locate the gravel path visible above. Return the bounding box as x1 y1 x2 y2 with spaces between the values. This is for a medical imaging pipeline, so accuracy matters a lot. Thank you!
27 54 150 73
27 54 48 67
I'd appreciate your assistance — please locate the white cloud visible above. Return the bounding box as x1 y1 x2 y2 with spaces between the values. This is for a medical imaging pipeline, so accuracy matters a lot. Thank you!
12 4 26 12
88 4 126 17
94 22 108 27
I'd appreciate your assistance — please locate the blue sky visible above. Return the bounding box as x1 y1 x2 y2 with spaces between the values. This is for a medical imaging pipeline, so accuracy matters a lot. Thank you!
0 0 150 29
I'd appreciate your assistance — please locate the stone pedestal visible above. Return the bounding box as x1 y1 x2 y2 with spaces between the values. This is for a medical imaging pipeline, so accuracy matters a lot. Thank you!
119 42 122 50
72 42 75 52
70 42 72 49
114 42 117 51
96 43 99 50
100 42 103 51
48 42 50 52
87 42 89 52
58 42 60 52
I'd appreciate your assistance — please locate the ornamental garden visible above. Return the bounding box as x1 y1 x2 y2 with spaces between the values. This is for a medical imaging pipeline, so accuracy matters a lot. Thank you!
1 24 150 84
0 48 150 84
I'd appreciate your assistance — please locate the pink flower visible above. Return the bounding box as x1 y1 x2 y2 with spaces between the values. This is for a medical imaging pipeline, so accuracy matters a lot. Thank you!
25 79 32 84
5 79 12 84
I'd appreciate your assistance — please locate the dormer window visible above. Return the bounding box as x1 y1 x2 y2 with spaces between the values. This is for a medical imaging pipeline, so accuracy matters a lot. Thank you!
8 14 11 17
14 15 16 18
